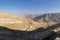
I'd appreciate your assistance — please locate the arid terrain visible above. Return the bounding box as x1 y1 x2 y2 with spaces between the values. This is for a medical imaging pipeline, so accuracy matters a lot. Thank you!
0 12 60 40
0 12 57 31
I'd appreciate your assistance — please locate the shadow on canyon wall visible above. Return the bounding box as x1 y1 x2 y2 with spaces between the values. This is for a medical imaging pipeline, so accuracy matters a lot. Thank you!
0 23 60 40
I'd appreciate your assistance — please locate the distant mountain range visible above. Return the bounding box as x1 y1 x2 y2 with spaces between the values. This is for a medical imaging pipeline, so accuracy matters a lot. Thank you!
33 13 60 22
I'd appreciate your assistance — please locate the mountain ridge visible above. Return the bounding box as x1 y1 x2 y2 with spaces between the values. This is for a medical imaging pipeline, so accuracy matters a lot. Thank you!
33 13 60 22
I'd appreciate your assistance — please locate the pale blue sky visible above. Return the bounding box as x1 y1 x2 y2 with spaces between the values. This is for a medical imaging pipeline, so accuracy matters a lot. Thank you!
0 0 60 14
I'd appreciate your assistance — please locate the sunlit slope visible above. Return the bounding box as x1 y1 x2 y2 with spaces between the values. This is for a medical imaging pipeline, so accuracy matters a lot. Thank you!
0 12 31 31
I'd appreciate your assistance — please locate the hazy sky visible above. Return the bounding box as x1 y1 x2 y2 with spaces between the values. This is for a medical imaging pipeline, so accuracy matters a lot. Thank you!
0 0 60 14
